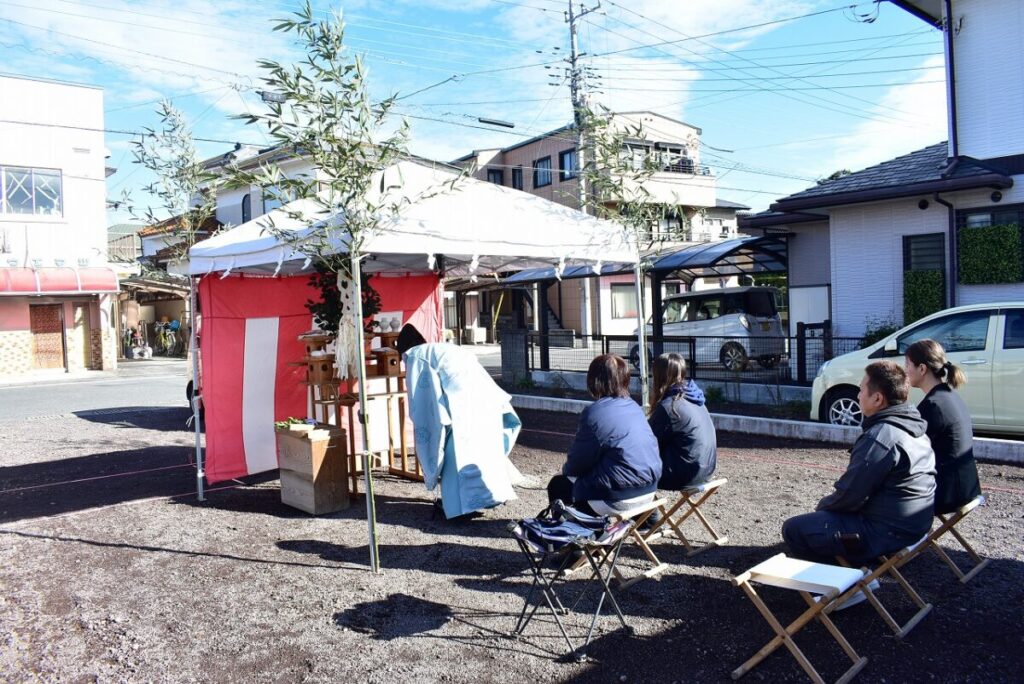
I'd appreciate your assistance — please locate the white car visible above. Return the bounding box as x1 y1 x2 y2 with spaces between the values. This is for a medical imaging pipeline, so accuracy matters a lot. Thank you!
811 302 1024 435
628 286 787 372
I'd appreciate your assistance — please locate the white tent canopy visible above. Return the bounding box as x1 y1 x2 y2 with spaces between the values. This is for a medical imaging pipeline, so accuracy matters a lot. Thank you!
188 159 639 276
186 158 648 574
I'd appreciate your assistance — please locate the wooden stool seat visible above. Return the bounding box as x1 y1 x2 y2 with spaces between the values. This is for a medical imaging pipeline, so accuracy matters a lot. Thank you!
925 495 990 583
643 477 729 556
733 553 870 684
835 535 933 641
563 497 669 590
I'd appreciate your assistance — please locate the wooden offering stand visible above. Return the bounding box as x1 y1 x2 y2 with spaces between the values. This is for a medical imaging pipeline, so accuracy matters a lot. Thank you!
296 331 422 493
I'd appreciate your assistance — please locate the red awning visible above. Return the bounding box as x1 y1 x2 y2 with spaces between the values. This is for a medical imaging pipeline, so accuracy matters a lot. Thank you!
0 267 119 295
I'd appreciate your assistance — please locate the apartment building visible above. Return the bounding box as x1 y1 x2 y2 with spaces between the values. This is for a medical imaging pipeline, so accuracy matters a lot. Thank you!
454 111 749 336
0 75 118 376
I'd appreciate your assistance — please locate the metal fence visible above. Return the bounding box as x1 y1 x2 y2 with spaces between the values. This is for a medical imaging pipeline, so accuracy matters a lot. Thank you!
521 331 863 386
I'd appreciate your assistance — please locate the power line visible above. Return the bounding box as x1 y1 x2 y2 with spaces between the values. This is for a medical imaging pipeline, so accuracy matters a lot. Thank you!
594 2 933 127
590 65 941 82
600 79 944 93
591 51 942 72
589 2 876 59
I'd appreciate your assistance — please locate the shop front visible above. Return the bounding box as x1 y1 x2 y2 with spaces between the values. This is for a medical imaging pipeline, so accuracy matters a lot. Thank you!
0 267 119 376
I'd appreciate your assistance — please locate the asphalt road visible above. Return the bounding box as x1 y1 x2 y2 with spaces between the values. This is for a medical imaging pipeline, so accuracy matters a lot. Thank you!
0 358 189 422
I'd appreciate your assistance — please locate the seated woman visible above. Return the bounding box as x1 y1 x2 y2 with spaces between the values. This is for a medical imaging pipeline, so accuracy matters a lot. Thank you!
904 338 981 515
547 354 661 516
648 352 717 490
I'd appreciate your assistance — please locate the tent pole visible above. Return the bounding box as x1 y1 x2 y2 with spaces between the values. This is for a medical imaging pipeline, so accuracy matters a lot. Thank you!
633 261 650 412
190 277 205 501
350 253 381 573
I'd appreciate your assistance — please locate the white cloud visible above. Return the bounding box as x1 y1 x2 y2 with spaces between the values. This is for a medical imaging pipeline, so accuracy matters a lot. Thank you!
822 55 947 175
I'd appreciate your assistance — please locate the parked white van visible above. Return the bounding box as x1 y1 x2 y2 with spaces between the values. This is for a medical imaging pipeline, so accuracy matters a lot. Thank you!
628 286 787 371
811 302 1024 435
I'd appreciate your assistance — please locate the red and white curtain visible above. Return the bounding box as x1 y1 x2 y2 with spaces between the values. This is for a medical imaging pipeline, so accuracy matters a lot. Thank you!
198 272 443 483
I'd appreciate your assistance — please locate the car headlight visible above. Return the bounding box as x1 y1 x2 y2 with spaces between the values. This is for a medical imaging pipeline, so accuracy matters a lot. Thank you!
816 360 831 378
738 314 750 330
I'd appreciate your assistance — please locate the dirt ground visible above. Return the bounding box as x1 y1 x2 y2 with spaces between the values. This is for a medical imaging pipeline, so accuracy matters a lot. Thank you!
1 406 1022 683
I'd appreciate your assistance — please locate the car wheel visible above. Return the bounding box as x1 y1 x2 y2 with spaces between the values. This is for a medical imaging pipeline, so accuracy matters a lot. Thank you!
628 345 653 370
186 380 194 404
720 342 748 372
822 386 863 426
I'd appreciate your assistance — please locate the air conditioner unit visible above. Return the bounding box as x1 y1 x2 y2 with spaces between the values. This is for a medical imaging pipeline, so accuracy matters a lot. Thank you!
462 326 487 344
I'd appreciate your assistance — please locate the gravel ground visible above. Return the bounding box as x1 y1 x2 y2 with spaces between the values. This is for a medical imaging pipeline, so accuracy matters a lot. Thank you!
1 407 1022 683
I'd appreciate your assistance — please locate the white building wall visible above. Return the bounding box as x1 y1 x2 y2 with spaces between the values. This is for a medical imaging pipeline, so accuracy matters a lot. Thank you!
950 0 1024 159
0 76 108 268
828 199 950 337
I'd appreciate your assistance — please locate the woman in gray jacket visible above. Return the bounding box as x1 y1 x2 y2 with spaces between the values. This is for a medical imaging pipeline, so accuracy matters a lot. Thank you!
648 353 717 490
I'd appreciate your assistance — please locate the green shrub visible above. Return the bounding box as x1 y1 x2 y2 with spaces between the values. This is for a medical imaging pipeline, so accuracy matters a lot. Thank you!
903 269 945 325
959 224 1023 285
704 385 725 404
860 314 900 349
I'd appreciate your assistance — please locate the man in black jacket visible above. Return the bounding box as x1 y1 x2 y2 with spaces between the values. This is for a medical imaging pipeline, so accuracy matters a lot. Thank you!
782 361 936 565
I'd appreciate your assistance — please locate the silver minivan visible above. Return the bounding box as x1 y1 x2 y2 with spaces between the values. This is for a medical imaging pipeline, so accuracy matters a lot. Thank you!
629 286 787 371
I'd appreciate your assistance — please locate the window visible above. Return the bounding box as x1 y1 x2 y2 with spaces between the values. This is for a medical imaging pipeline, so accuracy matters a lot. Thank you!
486 168 504 185
263 185 283 213
610 284 637 319
1004 310 1024 350
558 149 578 181
511 166 523 190
533 156 552 188
903 233 945 272
695 298 722 320
662 299 689 324
897 310 992 353
241 194 252 223
1 166 62 216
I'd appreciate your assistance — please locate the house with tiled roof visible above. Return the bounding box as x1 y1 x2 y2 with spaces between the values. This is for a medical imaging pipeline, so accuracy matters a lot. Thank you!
741 0 1024 338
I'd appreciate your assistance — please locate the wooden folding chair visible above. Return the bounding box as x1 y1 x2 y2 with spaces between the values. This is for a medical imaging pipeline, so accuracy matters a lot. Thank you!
835 536 932 641
732 554 869 684
925 495 990 584
563 498 670 590
643 477 729 556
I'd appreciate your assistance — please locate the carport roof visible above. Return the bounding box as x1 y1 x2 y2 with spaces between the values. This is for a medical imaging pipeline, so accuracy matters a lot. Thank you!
497 234 787 285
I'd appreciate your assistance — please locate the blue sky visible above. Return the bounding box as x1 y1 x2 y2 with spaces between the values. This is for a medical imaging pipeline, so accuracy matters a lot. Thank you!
0 0 946 223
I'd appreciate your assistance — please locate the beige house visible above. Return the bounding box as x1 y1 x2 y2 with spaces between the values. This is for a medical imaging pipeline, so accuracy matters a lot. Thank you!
452 111 749 338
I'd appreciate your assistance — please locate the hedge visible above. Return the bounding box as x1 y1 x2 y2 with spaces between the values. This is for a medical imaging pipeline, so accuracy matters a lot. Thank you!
959 224 1023 284
904 269 945 325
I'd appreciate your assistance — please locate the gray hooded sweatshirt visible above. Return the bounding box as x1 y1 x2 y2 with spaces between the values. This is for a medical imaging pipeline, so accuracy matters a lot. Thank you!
817 402 937 546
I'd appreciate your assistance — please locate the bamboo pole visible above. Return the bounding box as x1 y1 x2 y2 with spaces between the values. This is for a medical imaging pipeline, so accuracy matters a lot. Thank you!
350 253 381 573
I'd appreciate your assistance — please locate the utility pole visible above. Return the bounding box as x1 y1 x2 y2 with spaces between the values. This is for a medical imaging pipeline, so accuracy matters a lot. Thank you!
566 0 600 340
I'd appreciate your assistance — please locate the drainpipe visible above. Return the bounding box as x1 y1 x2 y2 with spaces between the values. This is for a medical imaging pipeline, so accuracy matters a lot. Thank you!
944 0 959 158
934 193 957 307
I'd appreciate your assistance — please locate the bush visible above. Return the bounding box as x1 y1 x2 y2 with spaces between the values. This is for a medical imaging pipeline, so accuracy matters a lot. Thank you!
903 269 945 325
860 314 900 349
959 224 1023 285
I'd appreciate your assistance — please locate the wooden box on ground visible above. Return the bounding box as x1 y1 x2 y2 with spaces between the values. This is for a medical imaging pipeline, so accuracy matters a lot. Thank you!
276 424 349 515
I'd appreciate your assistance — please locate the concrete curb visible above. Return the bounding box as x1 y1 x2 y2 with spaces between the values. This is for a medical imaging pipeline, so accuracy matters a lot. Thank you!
510 394 1024 466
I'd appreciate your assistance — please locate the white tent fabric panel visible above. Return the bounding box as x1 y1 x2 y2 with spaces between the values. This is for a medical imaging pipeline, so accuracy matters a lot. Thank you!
188 160 638 275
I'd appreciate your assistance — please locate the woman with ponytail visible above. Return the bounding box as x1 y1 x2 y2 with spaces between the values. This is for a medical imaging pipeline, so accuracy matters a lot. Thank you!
648 352 717 490
905 338 981 514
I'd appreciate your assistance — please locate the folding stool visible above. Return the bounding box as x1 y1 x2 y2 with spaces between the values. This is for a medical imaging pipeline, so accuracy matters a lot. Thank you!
835 536 932 640
643 478 729 556
732 553 870 684
925 495 990 583
562 497 670 590
509 512 636 661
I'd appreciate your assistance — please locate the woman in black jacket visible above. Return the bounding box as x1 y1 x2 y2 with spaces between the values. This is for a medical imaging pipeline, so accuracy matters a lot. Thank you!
904 338 981 514
547 354 661 515
648 353 717 490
